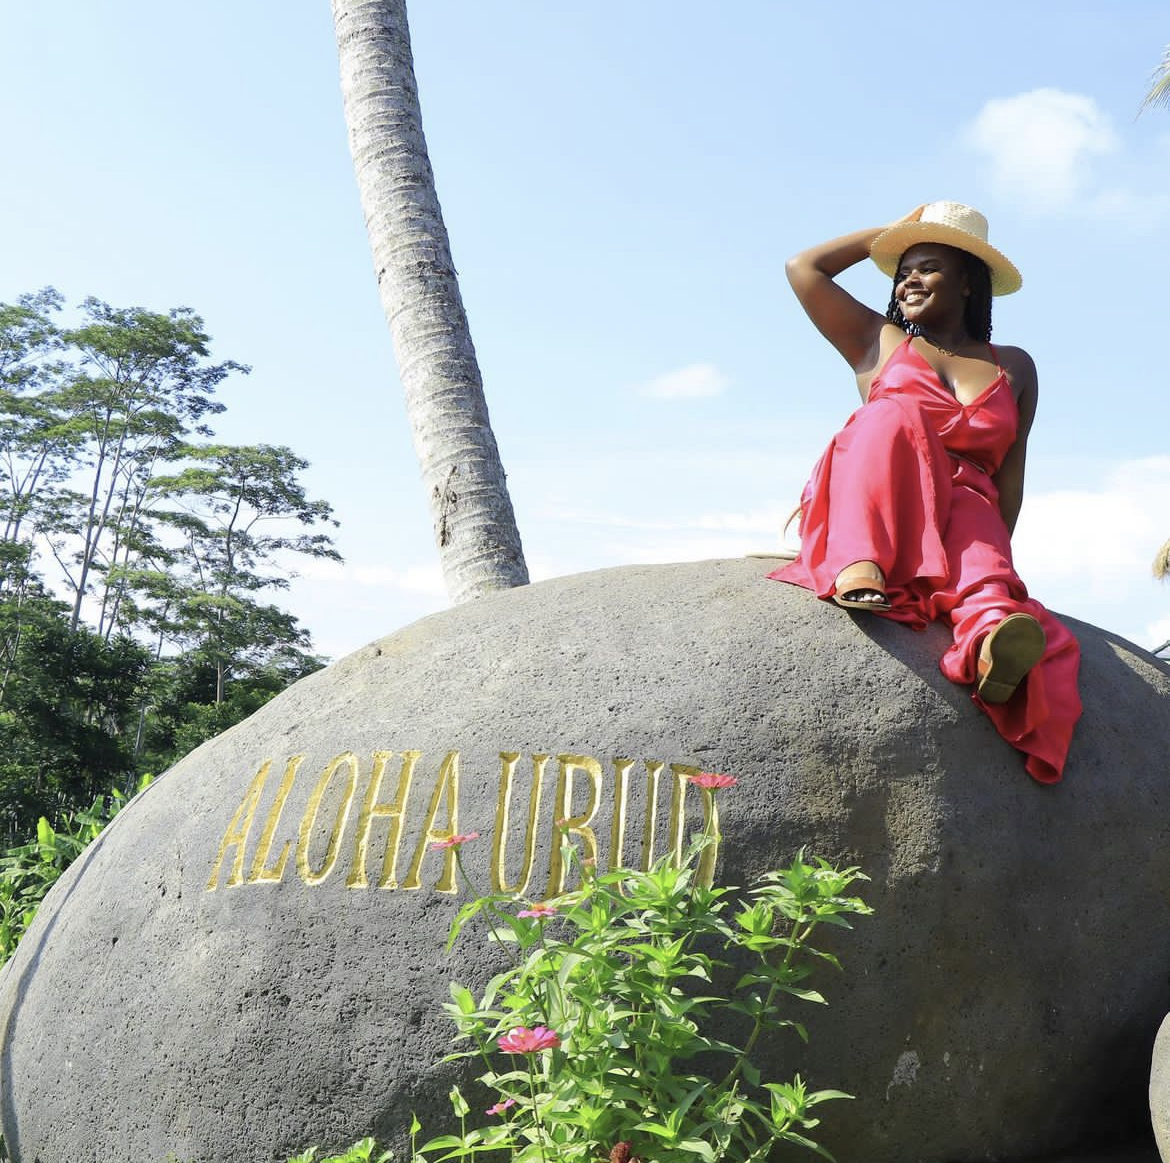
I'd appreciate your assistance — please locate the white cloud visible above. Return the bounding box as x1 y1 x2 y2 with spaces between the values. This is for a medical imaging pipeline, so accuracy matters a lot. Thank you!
1012 456 1170 647
297 556 445 597
1083 187 1170 230
601 535 788 565
1015 457 1170 586
965 88 1118 209
1147 617 1170 654
539 505 787 534
637 363 730 400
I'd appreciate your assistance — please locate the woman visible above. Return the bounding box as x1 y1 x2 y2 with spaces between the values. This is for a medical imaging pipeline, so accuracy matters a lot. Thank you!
771 202 1081 783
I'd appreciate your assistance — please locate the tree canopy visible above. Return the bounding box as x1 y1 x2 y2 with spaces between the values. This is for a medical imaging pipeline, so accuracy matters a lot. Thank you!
0 289 340 840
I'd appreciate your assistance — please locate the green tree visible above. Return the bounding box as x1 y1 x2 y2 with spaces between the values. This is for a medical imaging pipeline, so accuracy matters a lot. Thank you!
44 298 245 634
0 290 74 610
135 645 321 775
0 291 343 832
130 442 339 705
332 0 528 603
0 579 149 839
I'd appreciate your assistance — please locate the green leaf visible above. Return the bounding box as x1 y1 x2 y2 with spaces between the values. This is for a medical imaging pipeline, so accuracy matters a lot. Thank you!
35 817 55 850
633 1121 675 1140
448 1085 470 1117
677 1139 717 1162
447 982 476 1015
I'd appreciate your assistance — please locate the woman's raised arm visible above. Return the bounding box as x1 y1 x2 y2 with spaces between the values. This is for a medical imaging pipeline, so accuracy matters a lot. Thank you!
785 207 925 374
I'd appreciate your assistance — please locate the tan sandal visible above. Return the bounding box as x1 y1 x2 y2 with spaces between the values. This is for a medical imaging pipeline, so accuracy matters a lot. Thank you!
832 563 891 612
976 614 1046 704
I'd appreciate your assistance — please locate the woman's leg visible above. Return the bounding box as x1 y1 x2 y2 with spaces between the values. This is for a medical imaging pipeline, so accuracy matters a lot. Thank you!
931 485 1082 782
785 397 951 615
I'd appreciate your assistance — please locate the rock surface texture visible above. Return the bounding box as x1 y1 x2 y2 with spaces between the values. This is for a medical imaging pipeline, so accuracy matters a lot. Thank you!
1 559 1168 1163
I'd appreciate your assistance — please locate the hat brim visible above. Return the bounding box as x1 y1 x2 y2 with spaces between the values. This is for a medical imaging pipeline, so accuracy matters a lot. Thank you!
869 222 1022 296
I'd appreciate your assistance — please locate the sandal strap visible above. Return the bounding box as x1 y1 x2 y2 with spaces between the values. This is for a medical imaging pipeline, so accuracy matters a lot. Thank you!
835 565 886 593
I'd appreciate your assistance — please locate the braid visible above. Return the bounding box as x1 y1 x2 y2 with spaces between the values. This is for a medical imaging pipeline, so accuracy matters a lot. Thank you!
960 251 993 342
885 288 910 333
885 247 994 341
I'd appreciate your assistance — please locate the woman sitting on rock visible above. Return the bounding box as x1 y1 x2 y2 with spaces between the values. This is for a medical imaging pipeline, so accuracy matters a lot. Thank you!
771 201 1081 783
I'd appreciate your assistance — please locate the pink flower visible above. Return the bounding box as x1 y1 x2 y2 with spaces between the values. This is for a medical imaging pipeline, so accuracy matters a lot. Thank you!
486 1098 516 1116
517 902 557 919
429 831 480 851
688 772 738 790
497 1025 562 1054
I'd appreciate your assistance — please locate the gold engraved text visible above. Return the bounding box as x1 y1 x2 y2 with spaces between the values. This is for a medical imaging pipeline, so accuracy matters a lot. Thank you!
206 747 725 894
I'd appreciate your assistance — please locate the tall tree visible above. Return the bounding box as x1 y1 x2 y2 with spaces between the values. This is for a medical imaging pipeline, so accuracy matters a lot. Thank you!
0 291 342 833
133 442 340 704
331 0 529 604
48 299 244 635
0 290 72 588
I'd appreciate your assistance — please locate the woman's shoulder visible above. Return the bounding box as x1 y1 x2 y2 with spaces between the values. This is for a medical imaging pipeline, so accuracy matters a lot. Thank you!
993 343 1036 379
992 342 1035 375
993 343 1038 407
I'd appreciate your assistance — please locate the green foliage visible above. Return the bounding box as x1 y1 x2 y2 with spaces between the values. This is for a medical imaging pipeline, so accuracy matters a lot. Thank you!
287 1138 392 1163
137 649 323 775
1141 43 1170 113
288 785 870 1163
127 440 339 705
0 578 151 836
427 833 869 1163
0 773 152 964
0 288 339 835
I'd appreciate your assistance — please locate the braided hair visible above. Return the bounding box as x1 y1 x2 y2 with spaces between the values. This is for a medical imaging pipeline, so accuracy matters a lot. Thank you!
885 246 993 342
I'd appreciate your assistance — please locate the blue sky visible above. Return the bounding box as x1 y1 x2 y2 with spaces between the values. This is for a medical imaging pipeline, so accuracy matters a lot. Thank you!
2 2 1169 659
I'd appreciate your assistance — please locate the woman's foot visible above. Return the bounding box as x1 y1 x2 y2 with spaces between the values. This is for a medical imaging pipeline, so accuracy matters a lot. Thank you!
832 562 891 611
976 613 1046 704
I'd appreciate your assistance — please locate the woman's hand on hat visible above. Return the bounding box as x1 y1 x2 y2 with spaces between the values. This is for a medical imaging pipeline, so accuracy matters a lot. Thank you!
892 204 927 226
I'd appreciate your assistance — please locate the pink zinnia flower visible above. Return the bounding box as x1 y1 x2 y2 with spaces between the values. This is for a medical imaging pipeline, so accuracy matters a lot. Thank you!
517 902 557 919
688 772 738 790
497 1025 562 1054
486 1098 516 1116
429 831 480 851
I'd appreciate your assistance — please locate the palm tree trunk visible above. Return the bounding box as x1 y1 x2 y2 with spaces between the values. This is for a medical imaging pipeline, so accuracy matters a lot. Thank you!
332 0 529 604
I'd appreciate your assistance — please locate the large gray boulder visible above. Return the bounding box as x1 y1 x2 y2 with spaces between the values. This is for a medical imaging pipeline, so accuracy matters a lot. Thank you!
2 558 1168 1163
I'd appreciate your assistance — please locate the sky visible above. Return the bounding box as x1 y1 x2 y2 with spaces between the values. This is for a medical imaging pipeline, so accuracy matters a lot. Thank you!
2 2 1169 661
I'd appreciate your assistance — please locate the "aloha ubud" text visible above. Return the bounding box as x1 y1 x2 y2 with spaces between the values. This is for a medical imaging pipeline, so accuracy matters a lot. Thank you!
206 750 725 895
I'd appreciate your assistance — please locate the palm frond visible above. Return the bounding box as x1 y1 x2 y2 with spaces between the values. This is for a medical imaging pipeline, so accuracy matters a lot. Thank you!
1153 537 1170 580
1141 45 1170 113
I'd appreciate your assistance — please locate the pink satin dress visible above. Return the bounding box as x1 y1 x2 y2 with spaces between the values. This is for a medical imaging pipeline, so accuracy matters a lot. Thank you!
771 338 1081 784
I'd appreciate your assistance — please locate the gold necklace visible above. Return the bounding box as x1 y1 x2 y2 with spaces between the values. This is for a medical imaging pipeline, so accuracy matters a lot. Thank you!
916 330 964 358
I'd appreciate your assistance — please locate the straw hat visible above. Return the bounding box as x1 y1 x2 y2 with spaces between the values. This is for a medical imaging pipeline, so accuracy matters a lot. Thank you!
869 201 1022 295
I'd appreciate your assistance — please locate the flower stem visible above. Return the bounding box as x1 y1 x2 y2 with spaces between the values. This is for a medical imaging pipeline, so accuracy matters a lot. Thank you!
526 1055 550 1163
719 917 817 1091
